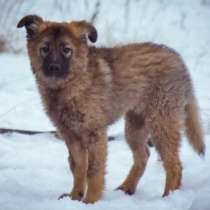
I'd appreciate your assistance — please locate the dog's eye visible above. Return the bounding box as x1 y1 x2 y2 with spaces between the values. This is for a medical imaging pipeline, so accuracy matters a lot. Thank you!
63 47 72 57
40 46 49 56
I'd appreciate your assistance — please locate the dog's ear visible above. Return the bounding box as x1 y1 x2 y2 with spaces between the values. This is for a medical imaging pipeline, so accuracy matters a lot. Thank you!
17 15 43 39
69 21 97 43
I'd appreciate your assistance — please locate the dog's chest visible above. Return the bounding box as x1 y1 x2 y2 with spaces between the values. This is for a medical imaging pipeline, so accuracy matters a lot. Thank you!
45 93 85 132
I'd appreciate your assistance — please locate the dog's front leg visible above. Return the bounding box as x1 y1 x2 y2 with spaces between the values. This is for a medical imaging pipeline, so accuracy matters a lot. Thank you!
59 140 88 201
84 129 107 203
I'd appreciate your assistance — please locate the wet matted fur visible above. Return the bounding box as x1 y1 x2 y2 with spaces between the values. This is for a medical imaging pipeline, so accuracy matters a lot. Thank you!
17 15 205 203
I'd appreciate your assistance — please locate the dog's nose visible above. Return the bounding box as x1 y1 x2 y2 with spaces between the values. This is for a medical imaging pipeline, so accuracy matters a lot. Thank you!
48 64 61 72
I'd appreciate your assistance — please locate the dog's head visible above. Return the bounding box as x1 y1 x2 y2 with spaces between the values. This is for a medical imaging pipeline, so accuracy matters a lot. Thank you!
17 15 97 88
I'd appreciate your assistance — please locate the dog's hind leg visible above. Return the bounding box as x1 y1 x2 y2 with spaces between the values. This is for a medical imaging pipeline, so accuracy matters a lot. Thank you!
117 111 150 195
150 115 182 196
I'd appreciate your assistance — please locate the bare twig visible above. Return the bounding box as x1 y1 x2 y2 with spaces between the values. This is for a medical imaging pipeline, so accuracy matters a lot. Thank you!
90 0 100 24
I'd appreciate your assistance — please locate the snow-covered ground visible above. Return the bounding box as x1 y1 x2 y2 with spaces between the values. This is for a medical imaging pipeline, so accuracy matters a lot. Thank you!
0 0 210 210
0 132 209 210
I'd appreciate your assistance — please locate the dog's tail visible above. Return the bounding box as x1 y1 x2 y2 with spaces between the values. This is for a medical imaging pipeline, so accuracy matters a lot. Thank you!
185 95 205 156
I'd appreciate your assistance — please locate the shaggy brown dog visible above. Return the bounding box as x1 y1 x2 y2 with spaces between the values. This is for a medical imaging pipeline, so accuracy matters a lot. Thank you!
17 15 205 203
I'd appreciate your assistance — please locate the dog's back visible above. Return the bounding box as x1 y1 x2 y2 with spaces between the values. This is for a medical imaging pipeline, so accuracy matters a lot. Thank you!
90 42 205 196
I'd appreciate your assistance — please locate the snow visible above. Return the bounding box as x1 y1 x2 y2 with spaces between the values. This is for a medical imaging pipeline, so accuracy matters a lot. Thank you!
0 132 210 210
0 0 210 209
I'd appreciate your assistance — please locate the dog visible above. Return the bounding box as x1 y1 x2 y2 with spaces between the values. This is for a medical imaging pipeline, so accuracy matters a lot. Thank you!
17 15 205 203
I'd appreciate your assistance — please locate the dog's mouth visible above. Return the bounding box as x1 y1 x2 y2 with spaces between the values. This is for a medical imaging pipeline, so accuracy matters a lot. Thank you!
43 69 68 78
39 74 70 89
35 66 70 89
42 63 69 78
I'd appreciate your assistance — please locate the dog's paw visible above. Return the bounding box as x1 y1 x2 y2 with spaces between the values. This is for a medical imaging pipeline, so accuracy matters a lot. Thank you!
58 193 71 200
58 191 84 201
116 185 135 195
83 193 102 204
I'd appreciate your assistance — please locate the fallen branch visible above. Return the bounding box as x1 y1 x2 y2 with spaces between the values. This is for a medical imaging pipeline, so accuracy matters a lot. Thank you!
0 128 56 135
0 128 116 141
0 128 154 147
